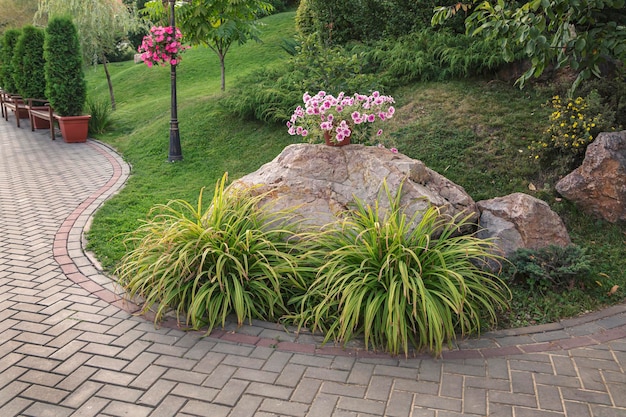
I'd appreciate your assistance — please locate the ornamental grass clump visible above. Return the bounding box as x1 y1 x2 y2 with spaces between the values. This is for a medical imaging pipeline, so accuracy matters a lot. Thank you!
116 174 305 333
288 181 511 357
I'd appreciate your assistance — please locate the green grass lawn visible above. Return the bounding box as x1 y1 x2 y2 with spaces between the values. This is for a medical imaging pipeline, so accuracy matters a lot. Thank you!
85 11 625 328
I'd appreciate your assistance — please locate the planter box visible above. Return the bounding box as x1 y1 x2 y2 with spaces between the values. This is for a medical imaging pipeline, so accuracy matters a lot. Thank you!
29 106 51 129
58 115 91 143
17 107 30 119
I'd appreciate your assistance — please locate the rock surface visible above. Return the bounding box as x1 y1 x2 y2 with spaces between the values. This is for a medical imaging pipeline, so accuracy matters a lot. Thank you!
230 143 479 230
476 193 572 257
556 130 626 223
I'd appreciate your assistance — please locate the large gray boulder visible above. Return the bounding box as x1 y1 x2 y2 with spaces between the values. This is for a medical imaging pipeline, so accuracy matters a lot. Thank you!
230 143 478 229
477 193 571 257
556 131 626 223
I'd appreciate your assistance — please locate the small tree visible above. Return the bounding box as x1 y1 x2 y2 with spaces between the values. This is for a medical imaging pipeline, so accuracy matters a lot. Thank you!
144 0 273 91
0 29 21 93
44 16 86 116
12 26 46 99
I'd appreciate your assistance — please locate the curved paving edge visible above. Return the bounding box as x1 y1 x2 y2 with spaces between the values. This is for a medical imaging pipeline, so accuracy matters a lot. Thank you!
53 139 626 360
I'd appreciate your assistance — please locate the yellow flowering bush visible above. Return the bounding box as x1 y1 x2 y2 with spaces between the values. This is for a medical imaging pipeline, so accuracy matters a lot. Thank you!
529 94 601 160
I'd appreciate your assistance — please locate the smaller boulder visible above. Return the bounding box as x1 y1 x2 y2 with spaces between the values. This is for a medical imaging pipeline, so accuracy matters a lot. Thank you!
556 131 626 223
477 193 571 258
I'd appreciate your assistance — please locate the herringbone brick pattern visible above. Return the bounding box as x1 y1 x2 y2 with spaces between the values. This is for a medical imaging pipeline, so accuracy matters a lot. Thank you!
1 118 625 416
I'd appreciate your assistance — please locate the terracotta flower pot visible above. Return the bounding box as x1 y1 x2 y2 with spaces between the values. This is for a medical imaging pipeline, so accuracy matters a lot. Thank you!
57 115 91 143
324 131 351 147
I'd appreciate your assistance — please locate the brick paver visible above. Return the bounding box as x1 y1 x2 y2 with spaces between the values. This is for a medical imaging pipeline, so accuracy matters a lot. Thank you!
1 117 625 416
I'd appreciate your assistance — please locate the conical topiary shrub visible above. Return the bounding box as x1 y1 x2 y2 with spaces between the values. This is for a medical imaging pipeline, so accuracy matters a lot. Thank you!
12 26 46 100
43 16 86 117
0 29 22 93
44 16 90 142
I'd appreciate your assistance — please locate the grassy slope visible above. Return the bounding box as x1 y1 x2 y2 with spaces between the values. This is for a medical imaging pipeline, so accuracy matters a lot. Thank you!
85 11 625 326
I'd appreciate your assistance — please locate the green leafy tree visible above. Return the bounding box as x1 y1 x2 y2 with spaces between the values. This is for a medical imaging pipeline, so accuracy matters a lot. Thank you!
0 29 21 92
36 0 146 110
144 0 273 91
432 0 626 90
11 26 46 99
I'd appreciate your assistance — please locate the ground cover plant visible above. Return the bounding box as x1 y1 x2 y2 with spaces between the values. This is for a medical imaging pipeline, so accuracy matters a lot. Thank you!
85 11 625 350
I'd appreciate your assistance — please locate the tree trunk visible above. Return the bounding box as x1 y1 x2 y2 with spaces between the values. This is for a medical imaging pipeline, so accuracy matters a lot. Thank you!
102 56 116 111
220 53 226 91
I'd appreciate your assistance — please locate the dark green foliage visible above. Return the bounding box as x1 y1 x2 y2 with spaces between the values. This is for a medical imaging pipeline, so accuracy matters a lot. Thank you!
0 29 22 92
578 74 626 128
305 0 466 45
264 0 296 13
362 29 513 86
393 0 466 34
44 17 87 116
505 245 593 293
12 26 46 99
307 0 388 45
104 42 136 63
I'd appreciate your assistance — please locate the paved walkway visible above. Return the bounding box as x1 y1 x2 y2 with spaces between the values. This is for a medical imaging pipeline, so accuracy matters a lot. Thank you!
1 116 625 417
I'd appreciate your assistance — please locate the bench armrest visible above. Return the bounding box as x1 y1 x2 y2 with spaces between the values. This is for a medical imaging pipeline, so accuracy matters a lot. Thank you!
27 98 51 108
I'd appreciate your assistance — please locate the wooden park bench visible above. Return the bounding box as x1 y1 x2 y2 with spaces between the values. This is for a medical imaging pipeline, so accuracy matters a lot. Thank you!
2 94 28 127
27 98 57 140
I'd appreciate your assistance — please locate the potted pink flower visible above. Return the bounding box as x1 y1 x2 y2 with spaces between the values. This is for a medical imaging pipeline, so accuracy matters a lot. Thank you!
138 26 189 67
287 90 396 146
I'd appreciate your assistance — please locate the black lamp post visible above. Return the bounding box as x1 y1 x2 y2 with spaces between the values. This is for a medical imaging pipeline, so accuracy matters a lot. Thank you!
165 0 183 162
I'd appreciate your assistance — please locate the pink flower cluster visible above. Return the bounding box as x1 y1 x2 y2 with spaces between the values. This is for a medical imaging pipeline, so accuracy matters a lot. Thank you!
287 91 395 145
138 26 189 67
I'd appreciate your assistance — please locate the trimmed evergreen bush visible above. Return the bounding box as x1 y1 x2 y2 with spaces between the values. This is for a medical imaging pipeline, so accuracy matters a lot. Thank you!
44 17 87 116
0 29 22 93
12 26 47 99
